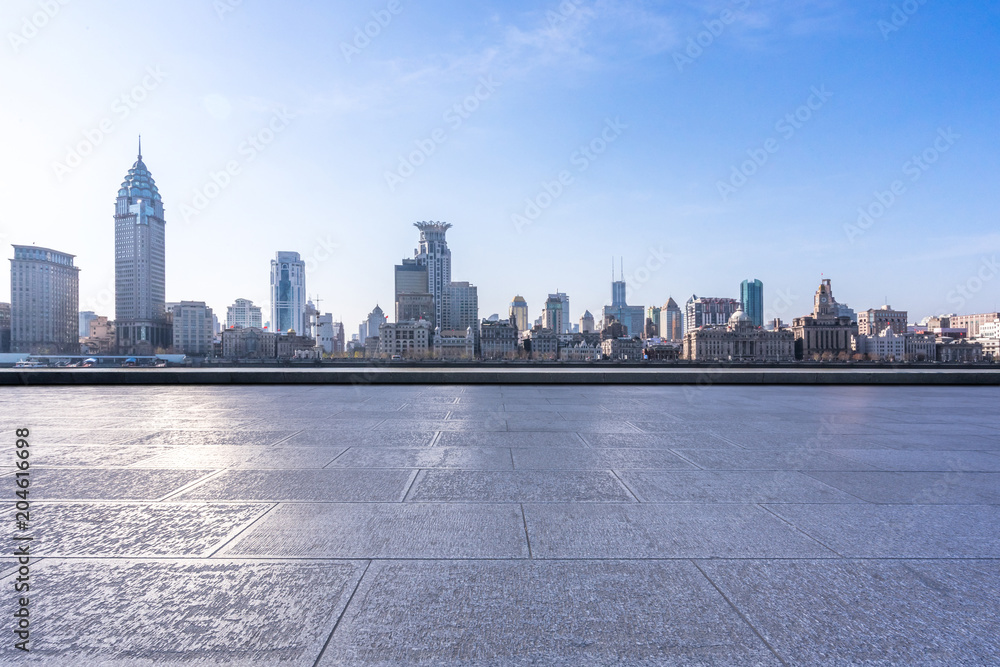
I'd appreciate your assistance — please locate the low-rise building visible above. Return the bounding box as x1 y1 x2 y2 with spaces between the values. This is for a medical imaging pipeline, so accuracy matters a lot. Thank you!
852 327 905 361
904 334 937 362
559 341 602 361
644 341 682 361
936 339 983 363
858 305 908 336
525 326 558 360
221 326 276 359
480 319 519 359
684 309 796 362
601 337 643 361
81 316 116 355
278 333 318 359
434 327 475 359
378 320 433 358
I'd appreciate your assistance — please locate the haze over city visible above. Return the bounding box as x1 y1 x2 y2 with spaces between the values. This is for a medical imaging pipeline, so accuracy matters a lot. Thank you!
2 0 999 328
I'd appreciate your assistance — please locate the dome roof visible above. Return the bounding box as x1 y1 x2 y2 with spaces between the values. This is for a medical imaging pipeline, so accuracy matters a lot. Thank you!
118 142 161 202
729 308 752 326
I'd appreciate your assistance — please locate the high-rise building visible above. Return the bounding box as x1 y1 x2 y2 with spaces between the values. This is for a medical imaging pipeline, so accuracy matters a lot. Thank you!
227 298 262 329
659 298 683 341
270 251 306 333
79 311 97 339
646 305 661 333
579 310 595 334
603 259 644 335
414 222 452 327
509 296 529 332
0 302 10 353
791 279 857 360
114 140 170 354
947 313 1000 338
171 301 214 356
548 292 570 333
316 314 345 355
359 305 387 343
685 296 740 332
444 281 479 331
858 305 908 336
544 295 564 335
394 257 433 324
740 279 764 328
10 245 80 354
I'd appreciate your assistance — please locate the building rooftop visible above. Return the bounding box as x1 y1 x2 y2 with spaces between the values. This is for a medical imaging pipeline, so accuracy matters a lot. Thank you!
3 384 998 664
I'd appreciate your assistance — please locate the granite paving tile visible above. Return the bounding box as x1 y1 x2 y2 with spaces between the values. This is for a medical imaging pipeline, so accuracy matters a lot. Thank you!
765 504 1000 557
374 419 508 432
175 469 414 502
580 432 737 449
698 559 1000 665
219 503 527 558
318 560 780 666
25 468 214 500
327 447 513 469
803 470 1000 504
407 470 635 502
512 447 697 470
524 503 836 558
673 448 878 471
619 471 864 503
435 431 584 447
0 559 365 665
5 444 176 467
282 429 436 447
15 502 270 556
136 446 345 469
124 430 293 447
505 418 639 433
829 448 1000 472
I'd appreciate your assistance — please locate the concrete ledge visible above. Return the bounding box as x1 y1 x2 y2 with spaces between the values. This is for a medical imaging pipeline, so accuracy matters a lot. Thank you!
2 367 1000 385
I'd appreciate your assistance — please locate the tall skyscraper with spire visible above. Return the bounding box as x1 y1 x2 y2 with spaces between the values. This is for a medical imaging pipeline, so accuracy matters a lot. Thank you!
114 137 170 354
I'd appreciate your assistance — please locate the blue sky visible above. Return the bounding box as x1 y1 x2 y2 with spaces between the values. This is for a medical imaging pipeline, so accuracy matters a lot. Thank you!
2 0 999 329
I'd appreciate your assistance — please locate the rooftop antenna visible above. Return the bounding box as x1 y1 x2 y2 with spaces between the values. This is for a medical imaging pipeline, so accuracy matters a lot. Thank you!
620 257 623 281
138 134 142 160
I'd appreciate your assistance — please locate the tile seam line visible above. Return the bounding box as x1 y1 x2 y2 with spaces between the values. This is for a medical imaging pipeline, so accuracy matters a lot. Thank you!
157 469 229 501
755 504 846 558
312 559 372 667
206 502 281 558
520 503 533 559
690 558 790 667
609 469 642 502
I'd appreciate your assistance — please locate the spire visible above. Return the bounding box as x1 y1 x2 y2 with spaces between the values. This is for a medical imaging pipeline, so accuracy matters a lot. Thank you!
138 134 142 160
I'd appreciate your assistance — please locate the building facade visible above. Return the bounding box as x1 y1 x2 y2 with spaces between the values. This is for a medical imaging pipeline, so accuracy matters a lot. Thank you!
171 301 214 356
378 320 433 357
791 279 858 360
659 297 683 341
685 296 740 332
480 319 519 359
227 298 262 330
740 279 764 328
579 310 595 334
270 251 306 333
948 313 1000 338
81 316 116 355
221 327 277 359
434 327 476 359
10 245 80 354
444 281 479 331
852 327 905 360
509 296 529 332
683 308 795 362
316 315 345 355
601 337 643 361
114 142 170 354
543 295 564 335
858 305 908 336
0 302 10 353
79 311 97 338
604 272 644 336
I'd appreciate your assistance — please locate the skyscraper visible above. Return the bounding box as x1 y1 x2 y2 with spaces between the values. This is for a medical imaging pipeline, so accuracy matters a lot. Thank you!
509 296 529 332
414 222 452 327
114 139 170 354
685 296 741 331
270 251 306 333
548 292 570 333
740 279 764 328
10 245 79 354
603 258 644 336
227 298 262 329
659 297 683 341
579 310 595 334
544 295 564 334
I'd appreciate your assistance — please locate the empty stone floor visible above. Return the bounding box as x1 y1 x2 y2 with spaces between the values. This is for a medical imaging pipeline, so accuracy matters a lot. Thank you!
1 384 999 665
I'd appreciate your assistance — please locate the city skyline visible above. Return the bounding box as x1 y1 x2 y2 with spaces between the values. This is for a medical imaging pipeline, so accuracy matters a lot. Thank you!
2 2 999 329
